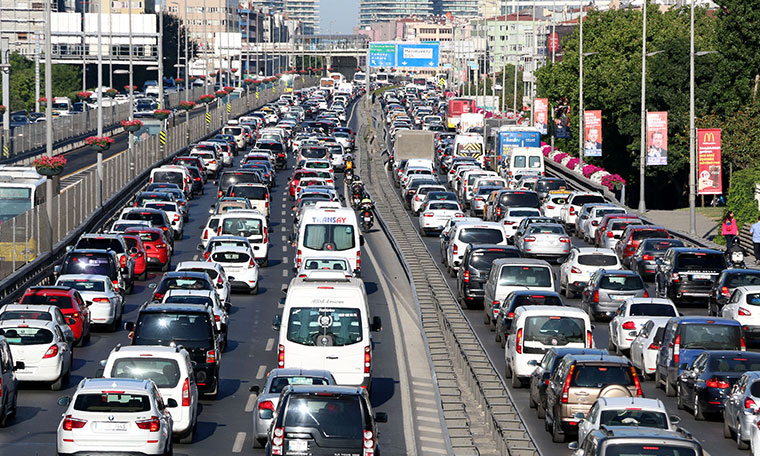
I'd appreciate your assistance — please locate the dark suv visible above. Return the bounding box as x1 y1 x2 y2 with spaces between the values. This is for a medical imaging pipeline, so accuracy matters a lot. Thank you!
126 303 222 398
630 238 685 280
266 385 387 455
654 248 726 305
151 271 215 302
570 427 703 456
56 249 127 294
456 244 520 308
73 234 136 293
708 268 760 316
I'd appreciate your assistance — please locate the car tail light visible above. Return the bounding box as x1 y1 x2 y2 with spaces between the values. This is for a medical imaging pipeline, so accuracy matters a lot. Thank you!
218 190 223 198
569 207 575 215
153 292 164 301
161 226 169 232
622 321 636 330
593 290 599 303
272 426 284 454
182 378 190 406
739 307 752 316
571 266 582 274
561 365 575 403
643 290 649 298
173 215 180 222
496 207 501 217
112 280 120 290
741 336 747 351
559 237 571 243
453 244 458 255
642 254 654 261
503 221 515 225
631 367 643 397
135 416 160 432
672 273 680 283
119 256 127 268
92 297 110 303
364 345 371 374
363 429 375 453
43 345 59 359
746 398 759 411
523 236 536 242
423 212 433 217
463 270 470 283
516 328 523 354
607 231 614 238
194 177 201 181
215 314 220 322
203 229 209 240
706 378 730 389
278 344 285 367
206 350 217 364
673 334 680 364
648 342 661 350
547 205 555 209
720 286 730 297
62 415 87 431
455 212 464 217
587 330 593 348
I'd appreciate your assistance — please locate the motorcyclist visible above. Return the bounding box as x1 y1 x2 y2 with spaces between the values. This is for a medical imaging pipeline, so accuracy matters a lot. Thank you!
344 154 354 172
360 193 374 210
725 237 747 267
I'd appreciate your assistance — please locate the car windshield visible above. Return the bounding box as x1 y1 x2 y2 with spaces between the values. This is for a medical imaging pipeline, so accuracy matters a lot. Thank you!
709 355 760 372
499 266 552 287
680 324 741 349
269 376 330 394
629 304 676 316
0 327 54 345
211 251 250 263
599 409 668 429
153 171 183 185
600 275 644 291
469 250 520 269
286 307 363 346
674 253 725 270
303 259 348 271
303 224 356 251
57 280 106 292
0 310 52 321
181 268 219 280
22 293 74 309
76 238 124 253
134 312 212 347
74 393 151 413
499 192 539 208
459 228 504 244
725 274 760 288
221 218 262 237
578 254 618 266
229 186 267 199
524 316 584 345
110 358 181 388
604 444 696 456
283 395 363 438
571 365 634 387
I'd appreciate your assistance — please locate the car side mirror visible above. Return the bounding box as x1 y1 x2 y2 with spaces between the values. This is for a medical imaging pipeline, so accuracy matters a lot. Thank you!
374 412 388 423
124 321 135 331
167 398 178 408
573 412 586 421
527 360 538 366
57 396 71 407
249 385 261 395
567 442 579 451
67 317 77 325
371 316 382 332
14 361 24 371
272 315 281 331
669 415 681 425
129 247 138 255
196 244 204 251
148 283 157 289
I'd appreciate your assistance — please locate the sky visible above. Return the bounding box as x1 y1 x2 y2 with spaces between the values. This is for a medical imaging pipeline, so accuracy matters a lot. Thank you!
319 0 359 34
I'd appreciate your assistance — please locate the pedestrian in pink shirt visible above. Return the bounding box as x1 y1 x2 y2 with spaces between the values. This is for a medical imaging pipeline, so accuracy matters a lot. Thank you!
722 211 739 248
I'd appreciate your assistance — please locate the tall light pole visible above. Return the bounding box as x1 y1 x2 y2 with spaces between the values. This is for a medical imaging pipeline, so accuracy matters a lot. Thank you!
638 0 647 211
578 4 584 168
97 0 104 207
158 5 164 109
44 0 53 223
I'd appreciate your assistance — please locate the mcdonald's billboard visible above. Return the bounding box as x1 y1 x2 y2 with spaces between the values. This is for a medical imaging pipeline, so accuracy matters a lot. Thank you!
697 129 722 195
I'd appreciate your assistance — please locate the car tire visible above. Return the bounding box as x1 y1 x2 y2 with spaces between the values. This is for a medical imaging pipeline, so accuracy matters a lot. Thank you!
500 333 506 349
176 231 183 241
161 260 171 273
138 270 147 281
261 257 268 267
564 285 574 299
0 404 9 428
537 399 546 419
495 331 501 344
676 384 685 410
250 284 259 295
723 411 734 438
50 371 64 391
504 358 513 379
253 437 266 449
551 412 565 443
694 394 705 420
738 425 750 450
483 309 491 325
448 266 455 278
511 369 521 389
665 376 675 397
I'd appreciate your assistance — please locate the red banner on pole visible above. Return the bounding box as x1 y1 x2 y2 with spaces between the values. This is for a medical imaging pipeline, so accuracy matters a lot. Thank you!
697 128 722 195
583 110 602 157
535 98 548 135
646 111 668 165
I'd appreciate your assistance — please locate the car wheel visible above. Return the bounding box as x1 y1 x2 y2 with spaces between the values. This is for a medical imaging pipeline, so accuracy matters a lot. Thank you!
253 437 266 449
723 411 734 438
537 398 546 419
50 370 64 391
161 260 171 273
261 257 268 267
138 270 147 281
564 285 574 299
738 425 750 450
693 394 705 420
500 333 506 349
511 369 521 389
495 331 501 343
250 283 259 295
665 376 675 397
676 383 685 410
448 266 456 278
0 404 9 428
544 411 552 432
551 411 565 443
483 308 491 325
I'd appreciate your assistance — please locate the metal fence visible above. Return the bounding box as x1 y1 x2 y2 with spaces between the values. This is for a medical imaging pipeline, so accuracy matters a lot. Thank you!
0 76 315 283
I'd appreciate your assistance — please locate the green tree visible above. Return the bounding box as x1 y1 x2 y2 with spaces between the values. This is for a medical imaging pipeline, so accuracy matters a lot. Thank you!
0 52 82 112
714 0 760 105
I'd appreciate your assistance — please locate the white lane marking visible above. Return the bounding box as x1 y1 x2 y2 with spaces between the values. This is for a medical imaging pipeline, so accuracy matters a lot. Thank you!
281 210 285 216
281 235 286 242
192 255 199 261
281 203 285 208
245 394 257 412
282 256 288 263
282 270 288 277
232 432 246 453
281 226 287 232
256 365 267 379
281 218 286 223
281 245 287 252
265 338 275 351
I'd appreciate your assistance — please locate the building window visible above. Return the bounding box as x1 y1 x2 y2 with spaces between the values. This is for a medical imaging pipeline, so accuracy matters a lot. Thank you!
17 32 29 41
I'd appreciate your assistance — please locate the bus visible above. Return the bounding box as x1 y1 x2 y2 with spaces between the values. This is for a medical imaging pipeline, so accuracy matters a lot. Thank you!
376 72 391 86
412 77 427 90
329 72 345 84
0 167 47 265
446 98 477 130
353 72 366 85
319 77 335 93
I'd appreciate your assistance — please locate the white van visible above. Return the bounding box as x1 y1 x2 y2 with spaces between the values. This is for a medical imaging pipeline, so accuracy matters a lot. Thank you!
274 271 382 387
505 147 545 179
295 207 363 276
222 125 246 149
216 210 269 266
150 166 191 197
505 306 593 387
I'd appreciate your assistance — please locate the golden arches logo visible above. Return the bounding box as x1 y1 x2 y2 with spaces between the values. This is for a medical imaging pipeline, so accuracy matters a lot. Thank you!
702 131 716 144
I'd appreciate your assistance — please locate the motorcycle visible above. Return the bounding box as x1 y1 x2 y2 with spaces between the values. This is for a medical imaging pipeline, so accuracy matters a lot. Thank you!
352 195 362 210
726 247 747 269
360 209 374 232
345 168 354 182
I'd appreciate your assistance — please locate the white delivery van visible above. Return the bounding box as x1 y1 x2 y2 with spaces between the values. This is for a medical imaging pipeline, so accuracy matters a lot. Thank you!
506 147 545 179
216 210 269 266
274 271 382 387
295 207 363 276
150 165 191 196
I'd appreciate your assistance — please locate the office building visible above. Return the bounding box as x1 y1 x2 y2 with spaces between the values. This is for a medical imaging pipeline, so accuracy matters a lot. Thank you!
358 0 434 27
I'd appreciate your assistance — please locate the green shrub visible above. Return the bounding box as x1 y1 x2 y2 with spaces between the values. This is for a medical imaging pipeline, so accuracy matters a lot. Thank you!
727 167 760 230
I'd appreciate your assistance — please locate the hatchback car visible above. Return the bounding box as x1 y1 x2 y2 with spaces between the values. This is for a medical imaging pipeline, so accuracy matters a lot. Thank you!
175 261 231 308
456 244 521 308
608 298 678 354
631 238 685 280
559 247 621 299
56 378 174 456
418 200 464 236
514 222 571 262
723 370 760 450
150 271 215 302
629 317 671 380
581 270 648 321
208 246 260 294
0 304 75 345
616 225 670 264
19 286 91 346
576 397 679 446
721 285 760 340
494 291 564 346
570 425 702 456
0 319 72 390
709 269 760 317
55 274 125 332
125 226 172 272
57 248 128 295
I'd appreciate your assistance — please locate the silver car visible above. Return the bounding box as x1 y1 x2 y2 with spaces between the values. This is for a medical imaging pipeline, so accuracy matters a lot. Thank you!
249 368 336 448
723 371 760 450
55 274 124 331
515 223 571 262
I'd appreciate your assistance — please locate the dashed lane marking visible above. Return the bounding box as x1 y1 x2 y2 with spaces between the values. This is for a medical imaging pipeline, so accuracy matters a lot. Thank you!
265 338 274 351
281 245 287 252
232 432 246 453
282 270 288 277
256 365 267 379
245 394 257 412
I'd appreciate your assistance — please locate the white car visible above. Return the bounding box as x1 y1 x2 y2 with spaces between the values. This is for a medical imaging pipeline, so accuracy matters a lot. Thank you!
102 345 199 443
189 150 220 178
501 207 541 242
629 317 671 380
514 222 571 261
419 201 464 236
0 304 76 345
558 191 606 231
175 261 231 307
56 378 174 456
581 206 627 243
559 247 622 299
0 319 72 390
143 202 184 239
200 215 222 248
55 274 125 331
608 297 678 354
576 397 679 445
208 245 260 294
410 185 447 214
540 191 571 219
722 286 760 338
446 222 507 273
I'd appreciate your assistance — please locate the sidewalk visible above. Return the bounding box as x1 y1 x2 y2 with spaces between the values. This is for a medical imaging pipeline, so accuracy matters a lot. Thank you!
643 209 720 241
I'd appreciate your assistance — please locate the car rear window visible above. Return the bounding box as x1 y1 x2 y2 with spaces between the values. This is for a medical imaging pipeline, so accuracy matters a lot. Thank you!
181 268 219 280
469 250 520 269
674 253 725 270
459 228 504 244
303 259 348 271
0 311 52 321
571 364 633 387
600 275 644 291
269 376 330 394
76 238 124 253
709 355 760 372
74 393 151 413
513 294 563 307
145 203 178 213
428 202 459 211
642 239 683 252
229 186 267 199
163 296 214 307
524 316 584 344
134 312 212 347
499 192 540 208
219 172 261 190
603 444 696 456
159 278 211 292
57 280 106 292
610 220 639 231
629 304 676 317
221 218 262 236
111 358 181 388
123 211 165 226
680 323 741 350
570 195 605 206
578 254 618 266
726 273 760 288
284 395 363 438
0 326 54 345
211 251 250 263
152 171 184 186
23 291 76 309
498 266 552 287
509 209 541 218
132 231 162 242
528 225 565 235
631 229 669 241
599 409 668 429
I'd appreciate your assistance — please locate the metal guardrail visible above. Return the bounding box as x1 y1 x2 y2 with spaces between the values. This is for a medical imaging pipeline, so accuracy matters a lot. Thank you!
360 101 540 456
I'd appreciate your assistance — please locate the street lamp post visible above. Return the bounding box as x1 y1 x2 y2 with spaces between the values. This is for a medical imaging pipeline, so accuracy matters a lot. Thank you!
97 0 104 207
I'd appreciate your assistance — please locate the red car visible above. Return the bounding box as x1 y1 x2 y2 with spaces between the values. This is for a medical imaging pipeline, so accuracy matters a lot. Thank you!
121 233 148 280
288 170 319 198
125 226 172 272
19 286 91 346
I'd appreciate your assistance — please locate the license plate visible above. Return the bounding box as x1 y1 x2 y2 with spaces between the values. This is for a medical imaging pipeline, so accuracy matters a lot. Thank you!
96 422 128 431
692 274 711 280
288 439 308 452
610 295 626 301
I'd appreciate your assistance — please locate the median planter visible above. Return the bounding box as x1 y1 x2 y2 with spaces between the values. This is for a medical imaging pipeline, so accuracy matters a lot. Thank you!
120 119 143 133
104 88 118 98
199 94 215 104
179 101 196 111
33 155 67 176
77 91 93 101
153 109 171 120
85 136 114 152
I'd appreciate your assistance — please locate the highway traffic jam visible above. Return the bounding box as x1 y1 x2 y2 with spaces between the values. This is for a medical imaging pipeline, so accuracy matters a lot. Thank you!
378 81 760 456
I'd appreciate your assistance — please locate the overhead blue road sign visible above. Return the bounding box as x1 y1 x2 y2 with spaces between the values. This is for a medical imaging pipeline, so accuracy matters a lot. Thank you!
369 42 396 68
397 43 440 68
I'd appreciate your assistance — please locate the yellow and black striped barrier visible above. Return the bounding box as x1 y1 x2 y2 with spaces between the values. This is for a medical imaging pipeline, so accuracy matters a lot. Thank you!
159 130 166 146
2 144 8 158
205 112 211 124
227 103 231 114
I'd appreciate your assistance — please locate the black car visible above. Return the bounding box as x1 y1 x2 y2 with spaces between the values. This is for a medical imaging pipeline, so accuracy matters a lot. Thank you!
677 351 760 420
151 271 215 302
535 177 568 201
404 179 439 208
655 248 727 305
266 385 387 455
56 249 128 294
494 291 564 346
184 166 205 196
456 244 521 308
630 238 685 280
256 140 288 168
492 190 541 220
126 303 222 398
528 348 606 419
708 269 760 316
217 170 264 198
